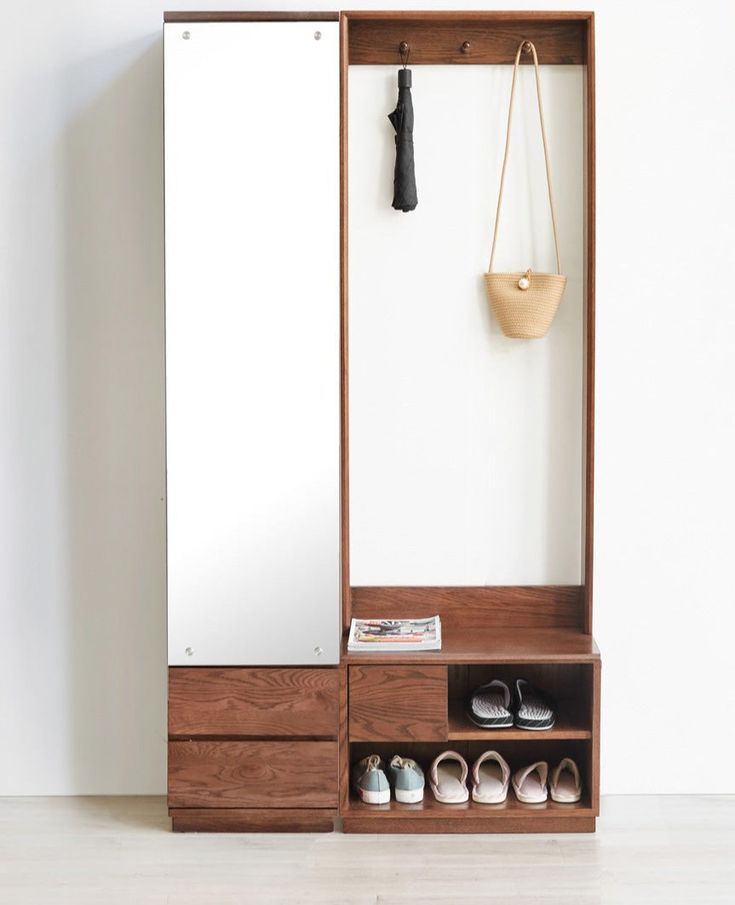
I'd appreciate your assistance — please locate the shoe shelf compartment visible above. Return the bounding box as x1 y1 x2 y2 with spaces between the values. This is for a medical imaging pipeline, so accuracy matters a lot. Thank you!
342 658 600 834
447 700 591 741
344 738 595 833
448 662 595 741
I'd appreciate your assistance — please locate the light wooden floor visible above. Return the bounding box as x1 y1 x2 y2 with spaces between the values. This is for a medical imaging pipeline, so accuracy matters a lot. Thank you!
0 796 733 904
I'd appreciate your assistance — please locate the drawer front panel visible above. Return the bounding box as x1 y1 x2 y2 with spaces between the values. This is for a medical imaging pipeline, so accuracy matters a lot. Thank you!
168 740 338 808
349 666 448 741
168 667 339 737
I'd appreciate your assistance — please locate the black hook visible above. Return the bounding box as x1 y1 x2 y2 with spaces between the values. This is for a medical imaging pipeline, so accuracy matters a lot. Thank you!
399 41 410 68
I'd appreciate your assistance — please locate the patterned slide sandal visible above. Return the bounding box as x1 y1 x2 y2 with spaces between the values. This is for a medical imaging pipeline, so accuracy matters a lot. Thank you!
514 679 557 730
468 680 513 728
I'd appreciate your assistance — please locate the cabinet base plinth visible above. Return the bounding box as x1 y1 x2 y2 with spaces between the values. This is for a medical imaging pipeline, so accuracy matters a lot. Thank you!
342 816 596 834
170 808 336 833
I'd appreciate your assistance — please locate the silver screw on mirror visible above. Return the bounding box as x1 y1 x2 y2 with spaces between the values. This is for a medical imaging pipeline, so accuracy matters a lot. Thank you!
313 645 323 657
185 647 194 656
314 31 322 41
182 31 190 40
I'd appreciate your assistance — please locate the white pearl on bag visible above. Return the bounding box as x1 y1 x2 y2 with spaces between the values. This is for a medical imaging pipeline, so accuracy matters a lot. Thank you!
518 276 530 290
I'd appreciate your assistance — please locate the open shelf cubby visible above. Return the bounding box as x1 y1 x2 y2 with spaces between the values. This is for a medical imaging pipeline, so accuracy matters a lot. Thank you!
447 701 591 742
342 649 600 833
345 732 596 834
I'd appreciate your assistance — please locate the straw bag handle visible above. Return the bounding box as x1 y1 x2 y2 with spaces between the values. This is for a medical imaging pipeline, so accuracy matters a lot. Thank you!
488 40 562 274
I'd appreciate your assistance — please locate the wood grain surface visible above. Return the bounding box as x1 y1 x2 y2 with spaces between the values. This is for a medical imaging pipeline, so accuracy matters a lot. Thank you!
169 808 336 833
342 815 595 834
589 658 601 813
343 777 596 832
447 700 591 741
168 668 338 738
348 666 447 741
346 791 594 818
350 586 584 629
343 626 599 665
346 14 586 66
168 740 338 809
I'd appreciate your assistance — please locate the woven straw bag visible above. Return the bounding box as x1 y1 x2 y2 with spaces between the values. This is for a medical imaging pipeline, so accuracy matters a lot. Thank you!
485 40 566 339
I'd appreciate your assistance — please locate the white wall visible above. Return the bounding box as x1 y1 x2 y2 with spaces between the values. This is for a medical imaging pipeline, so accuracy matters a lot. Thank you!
1 0 733 796
349 64 584 586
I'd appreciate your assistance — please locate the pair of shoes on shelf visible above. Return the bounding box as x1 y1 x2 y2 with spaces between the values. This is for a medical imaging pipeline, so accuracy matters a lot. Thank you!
352 754 424 805
513 757 582 803
468 678 557 731
429 750 506 804
429 751 582 805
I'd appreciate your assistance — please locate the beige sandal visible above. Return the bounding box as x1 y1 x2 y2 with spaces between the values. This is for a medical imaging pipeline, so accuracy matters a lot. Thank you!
471 751 510 804
512 760 548 803
549 757 582 803
429 751 469 804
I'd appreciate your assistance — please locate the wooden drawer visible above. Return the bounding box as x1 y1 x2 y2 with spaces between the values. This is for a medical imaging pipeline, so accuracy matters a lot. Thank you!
349 665 448 741
168 667 338 737
168 740 338 808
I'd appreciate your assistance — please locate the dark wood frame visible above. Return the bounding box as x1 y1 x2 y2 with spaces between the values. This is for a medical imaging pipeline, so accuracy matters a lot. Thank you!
338 9 598 835
163 11 339 22
339 9 596 634
164 9 599 836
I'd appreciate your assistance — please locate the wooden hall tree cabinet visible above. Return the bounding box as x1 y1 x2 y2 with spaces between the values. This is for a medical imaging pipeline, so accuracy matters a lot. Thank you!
164 10 600 834
164 11 341 833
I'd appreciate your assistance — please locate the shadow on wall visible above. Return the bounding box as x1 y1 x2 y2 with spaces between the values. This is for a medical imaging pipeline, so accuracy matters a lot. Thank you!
62 38 166 794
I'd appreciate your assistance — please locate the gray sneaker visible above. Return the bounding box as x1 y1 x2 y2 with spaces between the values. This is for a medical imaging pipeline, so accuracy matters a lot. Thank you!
352 755 390 805
388 755 425 803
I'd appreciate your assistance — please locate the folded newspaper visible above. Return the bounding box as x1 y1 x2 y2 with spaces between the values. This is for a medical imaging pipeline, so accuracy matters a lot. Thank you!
347 616 442 652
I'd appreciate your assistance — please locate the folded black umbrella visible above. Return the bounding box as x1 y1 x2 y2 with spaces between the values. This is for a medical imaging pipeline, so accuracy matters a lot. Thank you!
388 68 418 212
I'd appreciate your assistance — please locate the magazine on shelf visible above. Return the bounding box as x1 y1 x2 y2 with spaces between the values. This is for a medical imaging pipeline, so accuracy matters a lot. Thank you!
347 616 442 652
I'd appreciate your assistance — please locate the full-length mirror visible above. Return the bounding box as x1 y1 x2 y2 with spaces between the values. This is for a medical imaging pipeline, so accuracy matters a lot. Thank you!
165 22 341 665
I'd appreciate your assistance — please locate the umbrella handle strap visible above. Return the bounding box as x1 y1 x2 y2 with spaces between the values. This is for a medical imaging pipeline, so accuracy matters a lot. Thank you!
488 40 562 275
